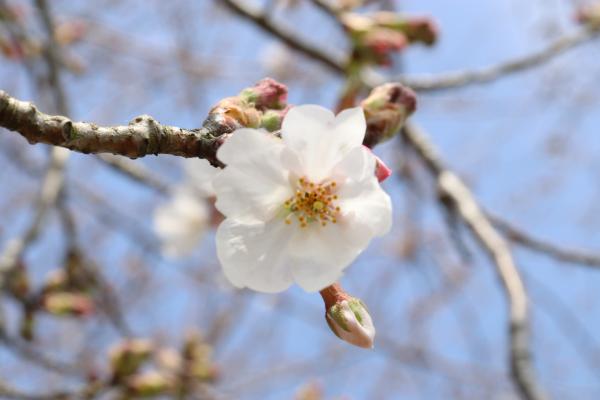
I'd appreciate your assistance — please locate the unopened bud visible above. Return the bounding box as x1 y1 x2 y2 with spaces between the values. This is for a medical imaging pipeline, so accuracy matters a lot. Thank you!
371 12 438 46
326 298 375 349
125 370 173 397
362 83 417 147
109 339 153 379
261 108 287 132
54 20 87 46
43 292 94 316
361 28 408 66
576 3 600 29
320 284 375 349
183 332 219 382
240 77 288 110
155 348 182 372
209 97 261 129
400 17 438 46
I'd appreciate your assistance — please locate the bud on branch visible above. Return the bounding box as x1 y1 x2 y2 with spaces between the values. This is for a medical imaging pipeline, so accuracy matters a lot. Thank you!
320 283 376 349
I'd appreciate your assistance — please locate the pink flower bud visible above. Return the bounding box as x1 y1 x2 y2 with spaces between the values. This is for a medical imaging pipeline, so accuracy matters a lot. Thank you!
240 77 288 110
43 292 94 316
362 83 417 147
320 284 376 349
362 146 392 182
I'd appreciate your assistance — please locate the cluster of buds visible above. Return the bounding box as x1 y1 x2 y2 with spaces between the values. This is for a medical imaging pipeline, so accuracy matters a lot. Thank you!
108 334 218 397
320 284 376 349
206 78 290 136
576 3 600 29
342 11 438 67
5 256 95 341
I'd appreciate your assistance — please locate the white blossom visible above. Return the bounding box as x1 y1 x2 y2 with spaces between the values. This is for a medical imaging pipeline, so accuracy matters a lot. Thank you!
214 105 392 293
153 159 217 258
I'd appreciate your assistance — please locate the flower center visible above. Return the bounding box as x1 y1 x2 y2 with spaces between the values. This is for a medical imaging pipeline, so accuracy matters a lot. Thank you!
283 178 341 228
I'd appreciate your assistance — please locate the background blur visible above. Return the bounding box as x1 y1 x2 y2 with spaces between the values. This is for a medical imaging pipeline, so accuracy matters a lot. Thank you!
1 0 600 399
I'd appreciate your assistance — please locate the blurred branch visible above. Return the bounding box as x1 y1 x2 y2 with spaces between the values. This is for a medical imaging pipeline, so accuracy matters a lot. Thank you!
489 214 600 269
0 331 85 377
95 154 170 195
0 0 70 285
35 0 69 114
0 376 106 400
223 0 600 94
310 0 339 19
0 147 68 285
395 28 600 92
401 123 546 400
58 200 132 336
219 0 346 73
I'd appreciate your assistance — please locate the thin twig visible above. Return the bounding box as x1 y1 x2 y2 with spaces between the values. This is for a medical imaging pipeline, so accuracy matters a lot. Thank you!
95 154 170 195
489 213 600 268
0 0 70 292
222 0 600 94
393 28 600 92
0 147 68 286
219 0 346 73
401 123 546 400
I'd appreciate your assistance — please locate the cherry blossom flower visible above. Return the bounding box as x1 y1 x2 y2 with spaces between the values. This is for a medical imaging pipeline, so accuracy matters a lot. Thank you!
153 159 218 258
214 105 392 293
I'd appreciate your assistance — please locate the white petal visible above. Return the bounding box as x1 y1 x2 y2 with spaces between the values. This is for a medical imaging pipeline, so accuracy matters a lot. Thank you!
338 180 392 237
281 105 366 182
331 145 376 184
214 129 292 222
334 146 392 237
288 223 371 292
154 190 209 258
217 128 281 165
216 218 294 293
334 107 367 148
183 158 218 196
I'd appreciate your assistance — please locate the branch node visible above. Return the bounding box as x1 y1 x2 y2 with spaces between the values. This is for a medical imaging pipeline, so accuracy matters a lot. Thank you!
129 114 163 156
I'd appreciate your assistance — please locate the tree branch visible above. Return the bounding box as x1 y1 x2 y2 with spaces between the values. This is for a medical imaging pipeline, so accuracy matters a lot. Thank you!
401 123 546 400
489 214 600 269
395 28 600 92
95 154 170 195
219 0 346 73
0 147 68 285
0 90 225 162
